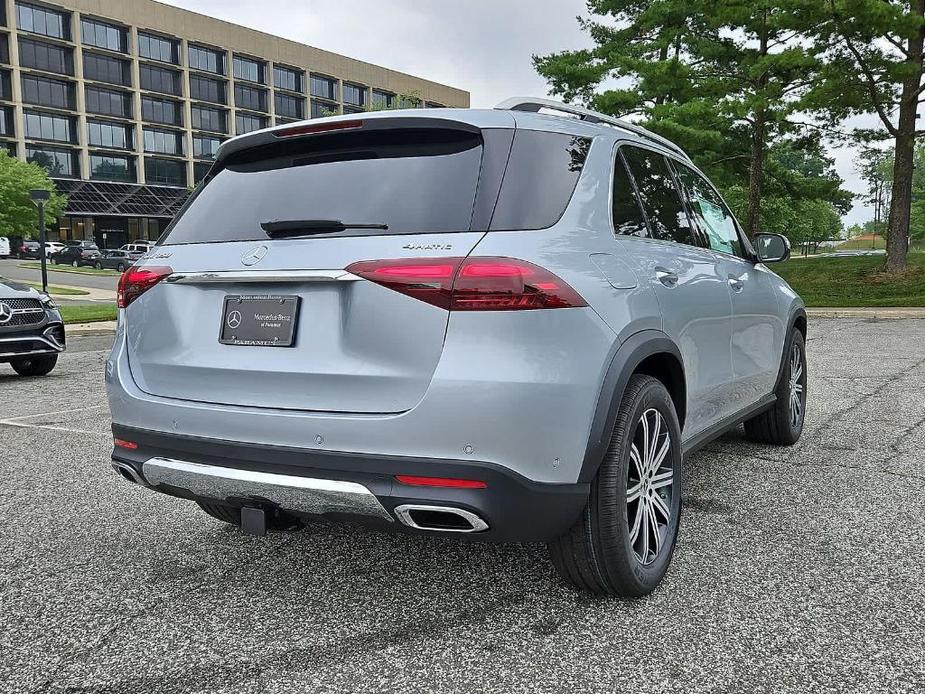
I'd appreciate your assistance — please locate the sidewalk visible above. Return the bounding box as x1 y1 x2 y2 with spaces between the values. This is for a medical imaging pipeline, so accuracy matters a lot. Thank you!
52 284 116 302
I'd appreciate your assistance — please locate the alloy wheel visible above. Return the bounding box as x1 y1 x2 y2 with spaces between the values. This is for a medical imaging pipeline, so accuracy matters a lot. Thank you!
788 342 805 429
626 408 674 566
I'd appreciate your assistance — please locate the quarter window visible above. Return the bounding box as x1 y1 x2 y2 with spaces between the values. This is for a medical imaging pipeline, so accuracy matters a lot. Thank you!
674 163 744 257
612 150 649 238
620 146 700 247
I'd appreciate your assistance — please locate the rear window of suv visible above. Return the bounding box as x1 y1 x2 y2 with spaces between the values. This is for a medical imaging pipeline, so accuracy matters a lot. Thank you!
161 127 591 245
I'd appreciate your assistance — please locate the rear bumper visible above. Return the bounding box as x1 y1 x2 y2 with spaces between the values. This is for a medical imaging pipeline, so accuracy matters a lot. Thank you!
111 424 589 542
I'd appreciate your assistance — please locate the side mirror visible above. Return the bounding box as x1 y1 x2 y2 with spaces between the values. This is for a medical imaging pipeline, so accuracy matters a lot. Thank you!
755 233 790 263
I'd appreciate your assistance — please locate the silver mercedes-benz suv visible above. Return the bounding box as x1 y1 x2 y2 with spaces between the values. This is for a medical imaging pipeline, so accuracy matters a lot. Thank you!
107 97 806 597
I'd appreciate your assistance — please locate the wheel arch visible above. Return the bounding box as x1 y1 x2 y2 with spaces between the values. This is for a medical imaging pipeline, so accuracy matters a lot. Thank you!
579 330 686 483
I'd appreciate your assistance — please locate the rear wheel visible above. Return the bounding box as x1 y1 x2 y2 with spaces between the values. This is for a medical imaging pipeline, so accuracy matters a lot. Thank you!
71 259 78 267
549 374 682 596
117 263 126 272
95 261 103 269
11 354 58 376
744 329 806 445
196 501 303 530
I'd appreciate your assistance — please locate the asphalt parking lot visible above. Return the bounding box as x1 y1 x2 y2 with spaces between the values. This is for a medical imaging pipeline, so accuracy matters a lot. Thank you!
1 319 924 694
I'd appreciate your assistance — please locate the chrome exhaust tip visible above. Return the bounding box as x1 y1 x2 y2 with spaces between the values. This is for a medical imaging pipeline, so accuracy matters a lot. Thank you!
393 504 488 533
111 462 147 486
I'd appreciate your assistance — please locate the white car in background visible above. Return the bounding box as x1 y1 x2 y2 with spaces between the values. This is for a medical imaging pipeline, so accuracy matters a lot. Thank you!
44 242 65 256
0 237 10 259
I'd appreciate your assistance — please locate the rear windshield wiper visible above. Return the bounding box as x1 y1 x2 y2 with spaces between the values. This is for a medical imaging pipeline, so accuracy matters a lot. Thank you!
261 219 389 238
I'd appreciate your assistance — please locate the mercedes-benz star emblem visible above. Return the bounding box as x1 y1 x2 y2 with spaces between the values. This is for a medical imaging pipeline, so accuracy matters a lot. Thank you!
241 245 268 267
0 303 12 325
226 310 242 329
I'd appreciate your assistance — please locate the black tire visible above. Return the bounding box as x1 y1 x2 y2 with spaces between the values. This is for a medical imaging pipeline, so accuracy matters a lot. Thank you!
95 261 103 270
549 374 683 597
71 259 78 267
196 501 303 530
744 329 806 445
10 354 58 376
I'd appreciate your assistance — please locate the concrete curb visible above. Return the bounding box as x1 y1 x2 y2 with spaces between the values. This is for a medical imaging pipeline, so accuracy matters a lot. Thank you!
67 321 118 334
806 307 925 319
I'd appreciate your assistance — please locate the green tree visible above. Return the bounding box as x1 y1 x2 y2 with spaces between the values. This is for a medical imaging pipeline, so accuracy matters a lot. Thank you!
0 151 67 238
806 1 925 271
534 0 824 237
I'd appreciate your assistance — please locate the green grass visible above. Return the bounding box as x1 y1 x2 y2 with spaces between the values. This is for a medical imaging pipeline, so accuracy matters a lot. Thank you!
24 282 90 296
18 261 118 276
59 303 118 324
773 253 925 307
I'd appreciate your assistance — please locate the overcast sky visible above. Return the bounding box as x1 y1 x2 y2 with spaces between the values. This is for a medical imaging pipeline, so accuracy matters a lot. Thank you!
163 0 873 227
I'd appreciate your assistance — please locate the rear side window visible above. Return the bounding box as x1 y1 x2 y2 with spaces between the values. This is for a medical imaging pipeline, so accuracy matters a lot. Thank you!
621 145 700 247
612 150 649 237
162 128 483 244
673 163 744 258
489 131 590 230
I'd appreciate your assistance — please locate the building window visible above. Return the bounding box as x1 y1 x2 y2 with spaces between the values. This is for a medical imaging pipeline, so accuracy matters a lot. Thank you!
192 134 222 160
310 75 337 101
235 112 267 134
16 2 69 40
90 153 135 182
83 51 130 86
371 89 393 109
274 93 303 120
193 161 211 184
310 100 337 119
233 83 266 112
26 144 77 177
19 38 73 75
23 110 74 143
140 64 180 95
189 74 225 104
191 104 226 133
343 83 366 107
0 35 9 64
21 74 74 109
145 156 185 186
398 95 422 109
85 85 131 118
189 44 224 75
0 70 11 100
141 96 182 126
426 101 445 108
138 32 179 64
87 119 132 149
273 65 302 93
80 18 126 53
143 127 183 155
233 56 264 83
0 106 13 136
4 142 17 156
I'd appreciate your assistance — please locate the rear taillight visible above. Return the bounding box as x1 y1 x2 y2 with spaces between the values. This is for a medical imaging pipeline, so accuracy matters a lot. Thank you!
395 475 487 489
346 257 586 311
117 265 172 308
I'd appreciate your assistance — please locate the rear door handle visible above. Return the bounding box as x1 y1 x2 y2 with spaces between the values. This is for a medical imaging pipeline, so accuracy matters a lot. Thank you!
655 267 679 288
727 276 745 293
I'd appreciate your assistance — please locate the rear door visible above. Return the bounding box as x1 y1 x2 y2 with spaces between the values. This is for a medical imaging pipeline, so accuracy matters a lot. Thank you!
673 162 785 400
125 121 503 414
617 144 736 436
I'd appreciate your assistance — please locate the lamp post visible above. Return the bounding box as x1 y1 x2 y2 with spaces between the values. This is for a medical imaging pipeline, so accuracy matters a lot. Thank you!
29 189 51 294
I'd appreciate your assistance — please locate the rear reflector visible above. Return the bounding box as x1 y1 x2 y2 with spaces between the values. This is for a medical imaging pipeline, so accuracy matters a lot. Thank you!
117 266 172 309
273 120 364 138
346 257 586 311
113 438 138 450
395 475 487 489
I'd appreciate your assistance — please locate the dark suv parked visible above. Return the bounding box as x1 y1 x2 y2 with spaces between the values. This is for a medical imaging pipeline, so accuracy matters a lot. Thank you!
17 241 42 260
54 244 102 267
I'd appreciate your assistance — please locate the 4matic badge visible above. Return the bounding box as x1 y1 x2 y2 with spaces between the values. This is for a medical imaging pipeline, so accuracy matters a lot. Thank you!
402 243 452 251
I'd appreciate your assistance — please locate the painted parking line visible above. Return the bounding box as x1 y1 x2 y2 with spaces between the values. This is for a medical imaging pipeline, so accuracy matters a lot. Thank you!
0 403 108 423
0 420 110 437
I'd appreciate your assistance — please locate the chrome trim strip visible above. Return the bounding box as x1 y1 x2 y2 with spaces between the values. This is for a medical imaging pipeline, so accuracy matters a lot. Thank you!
165 269 362 284
0 334 65 356
141 457 393 522
393 504 489 533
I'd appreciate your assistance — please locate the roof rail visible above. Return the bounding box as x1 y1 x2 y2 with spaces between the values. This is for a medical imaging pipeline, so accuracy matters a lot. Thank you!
495 97 689 160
